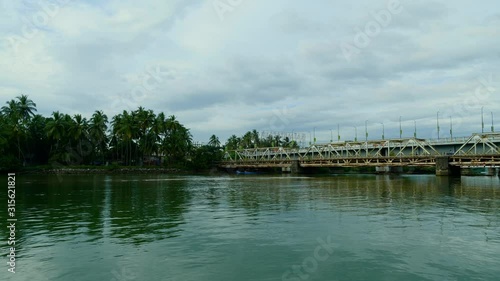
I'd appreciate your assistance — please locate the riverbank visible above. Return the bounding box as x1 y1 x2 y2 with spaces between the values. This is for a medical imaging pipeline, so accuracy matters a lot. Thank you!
16 165 189 175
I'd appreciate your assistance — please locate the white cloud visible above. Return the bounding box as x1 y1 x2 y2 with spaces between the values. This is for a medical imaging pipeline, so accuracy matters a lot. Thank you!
1 0 499 144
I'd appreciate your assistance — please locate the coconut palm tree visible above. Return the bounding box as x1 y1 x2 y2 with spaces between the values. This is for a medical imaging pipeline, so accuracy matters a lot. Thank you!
1 100 23 160
114 111 137 165
251 129 260 147
69 114 89 159
225 135 240 150
208 134 221 148
0 114 10 155
45 111 67 157
242 131 253 148
135 107 156 164
0 95 36 164
162 116 192 165
89 110 108 162
16 94 37 121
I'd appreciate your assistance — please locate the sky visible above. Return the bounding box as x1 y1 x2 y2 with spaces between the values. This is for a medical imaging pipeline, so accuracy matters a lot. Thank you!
1 0 499 145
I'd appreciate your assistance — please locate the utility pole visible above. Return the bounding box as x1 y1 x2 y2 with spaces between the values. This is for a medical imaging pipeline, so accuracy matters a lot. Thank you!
481 107 484 133
437 111 440 140
399 116 402 139
492 112 495 133
365 120 368 142
449 116 453 139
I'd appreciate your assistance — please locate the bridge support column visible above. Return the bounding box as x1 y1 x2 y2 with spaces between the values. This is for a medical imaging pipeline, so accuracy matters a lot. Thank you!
435 157 450 176
435 157 461 176
290 160 302 174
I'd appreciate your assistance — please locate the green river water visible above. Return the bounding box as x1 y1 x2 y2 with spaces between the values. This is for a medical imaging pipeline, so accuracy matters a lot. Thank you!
2 174 500 281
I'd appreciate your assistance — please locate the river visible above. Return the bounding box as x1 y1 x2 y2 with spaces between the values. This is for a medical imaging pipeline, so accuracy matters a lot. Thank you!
2 174 500 281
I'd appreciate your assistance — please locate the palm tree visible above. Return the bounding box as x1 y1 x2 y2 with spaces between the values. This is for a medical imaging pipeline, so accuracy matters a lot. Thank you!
69 114 88 159
251 129 260 147
242 131 253 148
162 116 192 165
1 100 23 160
113 111 136 165
225 135 240 150
89 110 108 162
16 94 37 121
26 114 49 164
1 96 36 163
273 134 283 147
208 134 221 148
1 100 19 120
135 107 156 164
149 112 166 164
0 114 9 155
45 111 67 157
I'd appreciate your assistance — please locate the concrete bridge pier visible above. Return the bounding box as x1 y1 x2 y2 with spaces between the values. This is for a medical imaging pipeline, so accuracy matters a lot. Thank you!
290 160 302 174
435 157 461 176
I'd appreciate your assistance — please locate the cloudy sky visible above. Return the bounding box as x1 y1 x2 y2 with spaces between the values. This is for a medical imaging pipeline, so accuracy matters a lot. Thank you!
1 0 499 144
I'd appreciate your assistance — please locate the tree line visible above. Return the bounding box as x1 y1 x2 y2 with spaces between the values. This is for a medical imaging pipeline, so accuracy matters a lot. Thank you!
0 95 298 170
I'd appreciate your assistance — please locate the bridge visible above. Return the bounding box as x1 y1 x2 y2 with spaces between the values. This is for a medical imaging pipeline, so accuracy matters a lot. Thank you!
219 132 500 176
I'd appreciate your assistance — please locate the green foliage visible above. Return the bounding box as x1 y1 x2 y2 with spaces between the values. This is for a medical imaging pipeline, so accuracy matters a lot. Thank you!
187 145 223 171
224 130 300 150
0 155 21 171
0 95 206 170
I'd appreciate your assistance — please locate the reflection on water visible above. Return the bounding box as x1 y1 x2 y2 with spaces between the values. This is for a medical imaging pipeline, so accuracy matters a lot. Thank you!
1 174 499 281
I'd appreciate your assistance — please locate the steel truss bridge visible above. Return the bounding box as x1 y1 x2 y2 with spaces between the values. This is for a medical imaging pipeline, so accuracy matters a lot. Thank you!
220 133 500 174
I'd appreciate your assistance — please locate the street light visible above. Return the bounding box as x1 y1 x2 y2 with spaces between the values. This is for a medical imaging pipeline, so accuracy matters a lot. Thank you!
365 120 368 141
437 111 440 140
330 129 333 143
337 124 340 141
414 120 417 138
380 122 385 140
492 112 495 133
481 107 484 133
353 126 358 142
399 116 402 139
313 127 316 144
449 116 453 139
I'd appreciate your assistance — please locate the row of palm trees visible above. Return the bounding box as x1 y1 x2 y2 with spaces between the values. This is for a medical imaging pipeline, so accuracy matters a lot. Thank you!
110 107 192 165
0 95 197 168
0 95 299 170
224 129 299 150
